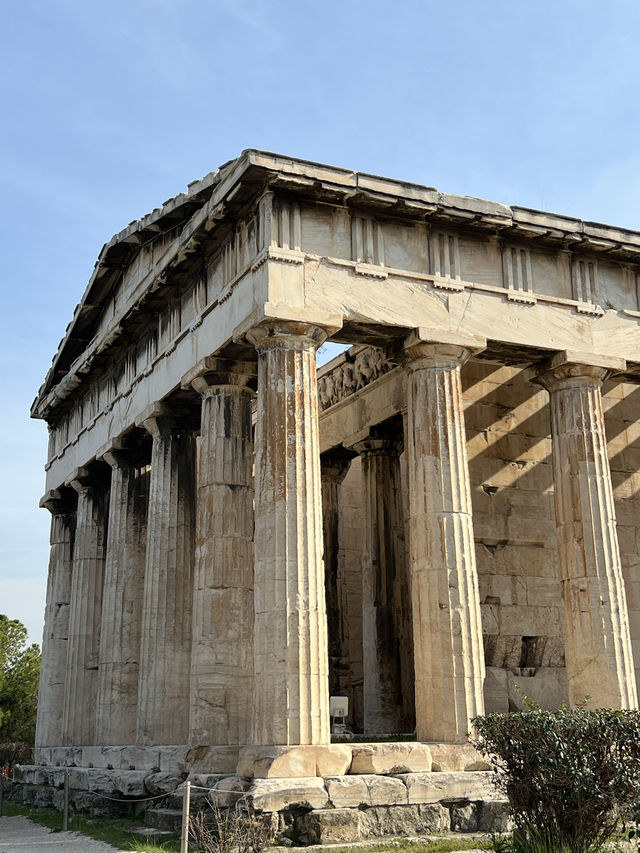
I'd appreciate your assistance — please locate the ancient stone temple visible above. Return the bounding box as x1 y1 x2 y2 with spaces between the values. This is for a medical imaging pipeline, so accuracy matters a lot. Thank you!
26 151 640 838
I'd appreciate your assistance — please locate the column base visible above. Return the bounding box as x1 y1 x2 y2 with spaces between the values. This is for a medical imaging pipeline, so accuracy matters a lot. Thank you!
33 740 487 777
32 744 240 774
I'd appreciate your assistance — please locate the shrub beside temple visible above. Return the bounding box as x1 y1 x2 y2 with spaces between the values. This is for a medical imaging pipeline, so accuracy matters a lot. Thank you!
473 704 640 852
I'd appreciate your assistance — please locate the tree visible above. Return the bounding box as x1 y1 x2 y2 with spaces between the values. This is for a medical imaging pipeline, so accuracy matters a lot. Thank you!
0 615 41 746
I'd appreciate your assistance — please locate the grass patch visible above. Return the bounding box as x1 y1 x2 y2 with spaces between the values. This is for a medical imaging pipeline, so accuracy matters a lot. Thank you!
328 839 495 852
1 801 181 852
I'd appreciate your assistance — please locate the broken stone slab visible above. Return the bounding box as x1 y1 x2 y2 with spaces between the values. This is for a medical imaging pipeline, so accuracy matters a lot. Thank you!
427 743 490 772
237 744 352 779
296 808 361 844
188 772 229 787
114 770 149 796
71 790 103 811
359 803 451 838
189 744 241 773
121 746 162 771
13 765 46 785
22 784 55 807
145 807 184 832
158 746 193 773
48 747 83 767
295 802 452 844
208 775 251 808
33 747 51 765
478 800 512 833
349 742 432 774
247 777 329 812
325 774 407 807
145 771 185 795
451 802 479 832
81 746 114 768
400 771 498 804
68 767 116 793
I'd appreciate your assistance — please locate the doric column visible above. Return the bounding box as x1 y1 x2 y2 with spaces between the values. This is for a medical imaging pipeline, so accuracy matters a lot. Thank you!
62 467 110 746
352 435 406 734
95 441 150 745
401 329 486 743
246 321 330 745
320 451 353 698
182 358 256 746
535 354 638 709
35 489 77 748
136 404 197 745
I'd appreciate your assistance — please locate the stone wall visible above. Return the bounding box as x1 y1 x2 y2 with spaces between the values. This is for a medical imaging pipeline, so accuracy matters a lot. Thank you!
464 360 565 712
607 380 640 692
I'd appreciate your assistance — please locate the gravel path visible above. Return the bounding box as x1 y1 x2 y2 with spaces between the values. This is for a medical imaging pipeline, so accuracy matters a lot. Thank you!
0 815 131 852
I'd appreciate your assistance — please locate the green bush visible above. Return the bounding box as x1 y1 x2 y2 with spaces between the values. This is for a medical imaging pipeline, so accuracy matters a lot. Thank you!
472 704 640 853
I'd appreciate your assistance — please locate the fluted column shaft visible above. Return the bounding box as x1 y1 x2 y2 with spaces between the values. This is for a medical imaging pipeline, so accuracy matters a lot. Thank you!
247 321 330 745
137 410 196 745
537 360 638 709
36 490 76 747
403 335 485 743
186 359 255 746
320 454 352 699
353 437 406 734
62 469 110 745
96 449 149 744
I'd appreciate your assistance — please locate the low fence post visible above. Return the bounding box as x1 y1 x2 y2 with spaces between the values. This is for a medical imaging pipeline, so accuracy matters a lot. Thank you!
180 780 191 853
62 771 70 831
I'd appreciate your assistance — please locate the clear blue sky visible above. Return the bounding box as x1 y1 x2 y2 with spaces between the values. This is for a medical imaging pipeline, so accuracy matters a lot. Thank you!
2 0 640 643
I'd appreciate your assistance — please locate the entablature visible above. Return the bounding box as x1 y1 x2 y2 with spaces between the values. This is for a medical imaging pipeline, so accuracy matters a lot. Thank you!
35 152 640 490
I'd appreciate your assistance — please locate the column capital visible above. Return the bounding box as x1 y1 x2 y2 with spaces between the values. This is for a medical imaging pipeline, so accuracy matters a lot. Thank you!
352 436 403 457
534 351 626 393
246 320 329 353
233 304 342 346
135 401 199 437
39 488 76 516
320 449 355 485
400 328 486 369
181 356 257 397
96 436 149 470
65 466 109 495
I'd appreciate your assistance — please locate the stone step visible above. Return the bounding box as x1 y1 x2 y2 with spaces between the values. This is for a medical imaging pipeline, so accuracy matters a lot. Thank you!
145 807 184 832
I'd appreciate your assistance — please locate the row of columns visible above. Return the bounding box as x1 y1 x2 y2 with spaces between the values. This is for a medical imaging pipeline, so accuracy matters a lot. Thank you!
36 326 638 753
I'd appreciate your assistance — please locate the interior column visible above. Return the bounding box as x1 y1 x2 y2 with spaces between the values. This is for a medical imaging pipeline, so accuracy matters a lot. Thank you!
320 451 353 699
352 435 406 734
